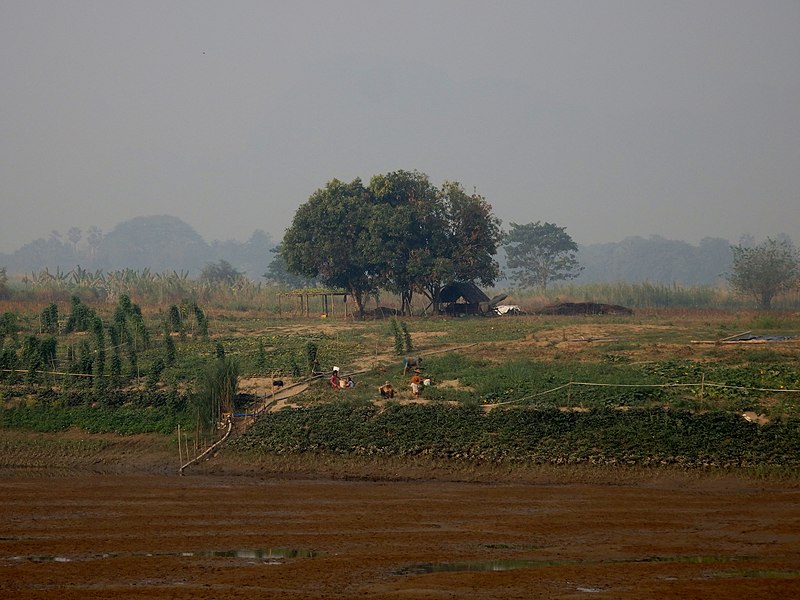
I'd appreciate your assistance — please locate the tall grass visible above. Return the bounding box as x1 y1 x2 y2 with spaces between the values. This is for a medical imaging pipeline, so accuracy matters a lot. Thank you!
497 282 800 311
6 268 800 314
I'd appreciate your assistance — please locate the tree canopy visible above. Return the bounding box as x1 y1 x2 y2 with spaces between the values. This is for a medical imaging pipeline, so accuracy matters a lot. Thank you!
199 260 243 285
280 171 503 316
503 221 582 291
728 237 800 309
281 178 378 315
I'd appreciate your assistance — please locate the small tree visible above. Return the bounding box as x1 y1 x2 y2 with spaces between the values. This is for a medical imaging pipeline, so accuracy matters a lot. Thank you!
91 316 106 395
40 303 59 334
200 260 243 284
163 325 177 366
147 357 166 393
728 237 800 310
256 339 268 371
64 295 95 333
400 321 413 352
167 305 183 334
0 311 19 340
503 222 582 291
21 335 42 383
390 318 404 355
305 341 319 374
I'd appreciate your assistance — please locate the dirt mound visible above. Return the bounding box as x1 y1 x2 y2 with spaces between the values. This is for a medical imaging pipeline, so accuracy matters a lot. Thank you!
537 301 633 316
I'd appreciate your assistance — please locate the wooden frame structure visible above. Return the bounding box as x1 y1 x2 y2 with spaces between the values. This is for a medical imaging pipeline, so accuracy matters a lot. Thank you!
278 290 349 318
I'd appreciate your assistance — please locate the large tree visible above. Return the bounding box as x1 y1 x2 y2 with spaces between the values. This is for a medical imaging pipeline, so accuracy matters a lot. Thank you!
503 221 582 291
364 174 502 314
728 237 800 310
281 178 378 317
282 172 503 316
416 182 502 313
365 170 441 315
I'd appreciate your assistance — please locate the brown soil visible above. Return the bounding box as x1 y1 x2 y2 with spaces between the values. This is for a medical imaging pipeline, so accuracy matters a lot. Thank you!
2 436 800 599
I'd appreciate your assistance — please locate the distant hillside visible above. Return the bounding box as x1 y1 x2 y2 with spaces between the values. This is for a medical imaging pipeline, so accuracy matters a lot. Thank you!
0 215 274 279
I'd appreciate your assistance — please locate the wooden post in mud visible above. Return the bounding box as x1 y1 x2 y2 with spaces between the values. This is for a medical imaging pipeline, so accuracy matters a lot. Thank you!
177 424 182 465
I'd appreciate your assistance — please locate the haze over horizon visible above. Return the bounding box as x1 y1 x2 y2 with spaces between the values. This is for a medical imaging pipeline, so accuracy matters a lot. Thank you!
2 1 798 254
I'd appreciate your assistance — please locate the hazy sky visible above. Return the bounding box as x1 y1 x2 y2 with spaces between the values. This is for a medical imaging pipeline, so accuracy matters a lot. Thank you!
2 1 798 253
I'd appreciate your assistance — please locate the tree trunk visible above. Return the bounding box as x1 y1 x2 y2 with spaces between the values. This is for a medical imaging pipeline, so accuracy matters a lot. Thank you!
401 290 413 316
351 288 366 319
760 290 773 311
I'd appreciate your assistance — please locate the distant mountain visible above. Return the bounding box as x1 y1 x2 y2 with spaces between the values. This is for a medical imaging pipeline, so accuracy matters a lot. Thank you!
0 215 274 279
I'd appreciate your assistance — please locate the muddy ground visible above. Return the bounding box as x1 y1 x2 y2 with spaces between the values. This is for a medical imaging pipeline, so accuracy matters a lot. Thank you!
2 464 800 599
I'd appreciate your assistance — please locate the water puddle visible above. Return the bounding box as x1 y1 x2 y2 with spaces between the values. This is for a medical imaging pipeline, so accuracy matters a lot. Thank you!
183 548 318 559
7 548 317 563
8 555 76 563
395 558 564 575
396 554 752 576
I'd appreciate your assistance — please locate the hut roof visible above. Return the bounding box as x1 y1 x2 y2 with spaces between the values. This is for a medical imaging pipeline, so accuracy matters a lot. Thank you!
438 282 490 304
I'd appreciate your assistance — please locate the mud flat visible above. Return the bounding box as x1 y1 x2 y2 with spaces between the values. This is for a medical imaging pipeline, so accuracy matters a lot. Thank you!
2 468 800 599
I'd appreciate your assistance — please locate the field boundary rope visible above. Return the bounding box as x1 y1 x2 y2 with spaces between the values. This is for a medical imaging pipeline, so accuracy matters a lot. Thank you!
488 380 800 407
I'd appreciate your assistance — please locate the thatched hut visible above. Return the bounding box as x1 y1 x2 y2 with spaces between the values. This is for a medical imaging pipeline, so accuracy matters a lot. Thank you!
437 282 491 315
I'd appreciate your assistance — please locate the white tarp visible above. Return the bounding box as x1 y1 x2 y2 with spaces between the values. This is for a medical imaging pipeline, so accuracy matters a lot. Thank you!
494 305 522 315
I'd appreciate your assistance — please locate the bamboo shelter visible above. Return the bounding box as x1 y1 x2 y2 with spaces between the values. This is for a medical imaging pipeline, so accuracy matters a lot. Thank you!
278 289 349 318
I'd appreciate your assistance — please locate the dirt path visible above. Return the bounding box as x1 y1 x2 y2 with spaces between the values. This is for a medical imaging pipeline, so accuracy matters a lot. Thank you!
2 473 799 599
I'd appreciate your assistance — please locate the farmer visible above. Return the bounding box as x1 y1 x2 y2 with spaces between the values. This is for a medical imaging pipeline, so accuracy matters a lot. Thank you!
402 356 423 376
378 381 395 398
410 369 423 399
329 369 340 389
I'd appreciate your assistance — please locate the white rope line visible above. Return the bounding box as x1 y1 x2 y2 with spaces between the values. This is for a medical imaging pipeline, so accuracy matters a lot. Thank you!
568 381 800 393
486 380 800 407
489 383 572 406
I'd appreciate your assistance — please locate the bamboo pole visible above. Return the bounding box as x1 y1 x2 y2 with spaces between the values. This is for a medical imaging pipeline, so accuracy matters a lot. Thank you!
719 330 752 342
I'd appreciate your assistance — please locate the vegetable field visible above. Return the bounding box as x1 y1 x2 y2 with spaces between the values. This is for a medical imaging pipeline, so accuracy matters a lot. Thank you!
2 297 800 475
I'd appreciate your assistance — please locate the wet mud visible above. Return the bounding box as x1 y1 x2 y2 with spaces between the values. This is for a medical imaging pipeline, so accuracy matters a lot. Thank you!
2 473 800 598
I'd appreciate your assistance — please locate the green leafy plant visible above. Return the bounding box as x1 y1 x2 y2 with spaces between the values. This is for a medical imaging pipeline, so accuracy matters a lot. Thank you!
390 318 403 355
400 320 413 352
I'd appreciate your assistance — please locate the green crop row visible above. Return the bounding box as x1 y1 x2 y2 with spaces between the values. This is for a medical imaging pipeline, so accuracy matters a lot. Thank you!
0 403 191 435
230 401 800 469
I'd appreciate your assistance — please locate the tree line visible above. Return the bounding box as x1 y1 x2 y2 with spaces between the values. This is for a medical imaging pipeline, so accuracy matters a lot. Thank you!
279 170 800 312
